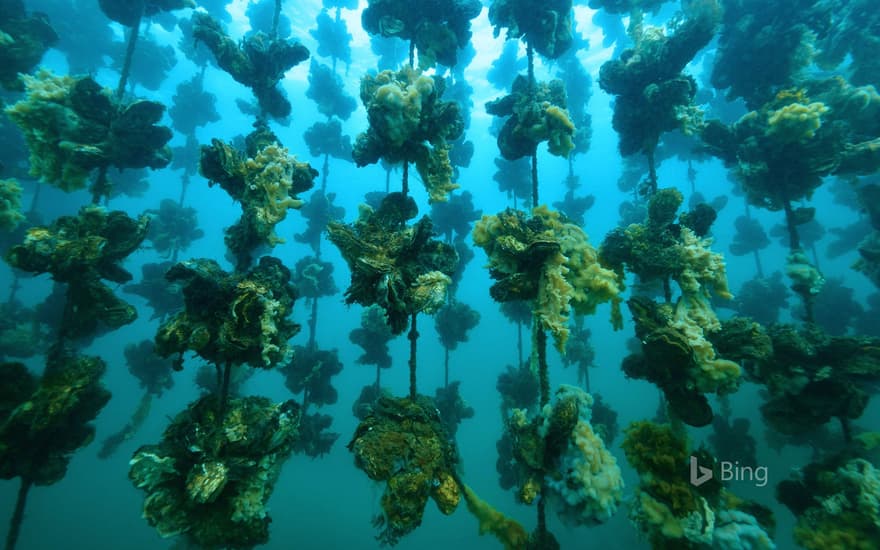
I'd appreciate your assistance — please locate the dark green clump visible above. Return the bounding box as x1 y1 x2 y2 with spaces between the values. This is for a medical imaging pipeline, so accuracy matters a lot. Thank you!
434 301 480 350
747 324 880 435
280 345 343 407
488 0 574 59
0 0 57 91
155 256 300 370
328 193 458 334
0 350 111 485
192 11 310 119
129 395 301 549
434 381 475 438
361 0 481 67
6 205 149 340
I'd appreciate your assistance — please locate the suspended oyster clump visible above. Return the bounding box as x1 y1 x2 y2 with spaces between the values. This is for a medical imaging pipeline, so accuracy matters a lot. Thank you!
474 205 622 352
144 198 204 258
0 350 111 485
486 75 576 161
6 205 150 340
600 189 738 426
328 193 458 334
192 11 310 119
504 385 624 524
361 0 481 68
622 420 775 548
349 396 461 545
598 0 719 195
5 70 172 192
0 0 58 91
712 321 880 436
199 125 316 269
488 0 574 59
155 256 299 370
129 395 301 548
353 68 464 202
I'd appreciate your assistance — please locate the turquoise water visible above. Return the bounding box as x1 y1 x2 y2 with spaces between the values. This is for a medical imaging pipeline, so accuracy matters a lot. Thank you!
1 0 878 549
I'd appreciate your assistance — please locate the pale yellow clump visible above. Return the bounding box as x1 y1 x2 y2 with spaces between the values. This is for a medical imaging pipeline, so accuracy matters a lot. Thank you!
673 295 742 394
676 227 732 301
634 492 715 544
472 214 523 274
536 251 573 350
766 101 828 143
362 68 459 202
544 386 624 525
5 69 99 190
676 103 706 136
509 408 530 429
14 68 76 102
371 70 435 148
415 142 460 203
532 206 622 350
786 250 825 296
374 84 413 146
544 104 576 157
560 221 623 327
244 143 303 246
669 227 740 393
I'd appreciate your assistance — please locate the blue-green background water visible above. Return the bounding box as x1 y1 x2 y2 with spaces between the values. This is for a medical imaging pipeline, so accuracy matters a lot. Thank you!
1 0 878 548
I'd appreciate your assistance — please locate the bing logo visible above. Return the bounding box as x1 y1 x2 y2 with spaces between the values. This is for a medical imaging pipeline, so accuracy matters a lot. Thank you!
689 455 769 487
690 455 713 487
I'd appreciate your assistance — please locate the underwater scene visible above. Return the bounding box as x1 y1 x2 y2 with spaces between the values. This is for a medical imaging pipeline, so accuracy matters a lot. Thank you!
1 0 880 548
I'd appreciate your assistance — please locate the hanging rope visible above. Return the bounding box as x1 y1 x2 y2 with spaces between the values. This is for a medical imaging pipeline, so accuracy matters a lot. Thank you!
408 313 419 400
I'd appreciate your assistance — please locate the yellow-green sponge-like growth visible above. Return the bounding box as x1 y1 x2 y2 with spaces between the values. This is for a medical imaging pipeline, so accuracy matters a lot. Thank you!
544 104 576 157
473 205 622 352
672 295 742 395
461 483 529 550
676 226 733 302
353 67 464 202
766 101 829 143
786 249 825 297
244 143 306 245
6 70 92 190
199 126 316 270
